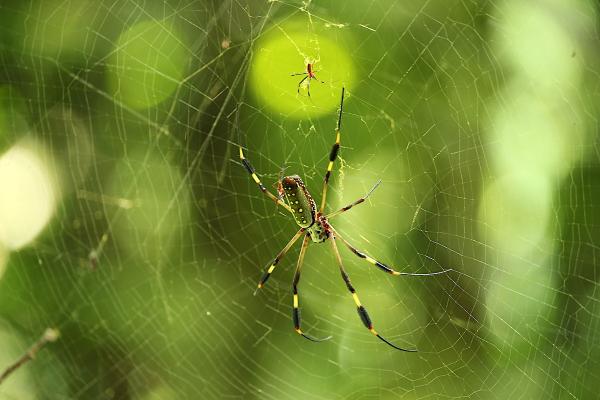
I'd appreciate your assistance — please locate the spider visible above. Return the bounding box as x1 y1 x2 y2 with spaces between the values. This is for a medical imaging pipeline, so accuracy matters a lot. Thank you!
239 88 450 351
291 62 324 97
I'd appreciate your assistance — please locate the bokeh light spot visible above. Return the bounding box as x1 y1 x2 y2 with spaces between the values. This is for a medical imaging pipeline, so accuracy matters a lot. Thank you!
478 173 551 256
21 0 98 59
490 82 581 179
0 144 57 250
108 20 187 110
495 0 582 89
249 21 356 117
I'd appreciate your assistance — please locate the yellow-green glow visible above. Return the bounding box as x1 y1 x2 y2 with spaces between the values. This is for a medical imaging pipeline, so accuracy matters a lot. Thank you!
486 245 557 349
478 173 551 257
482 0 583 361
249 21 356 117
108 21 187 110
486 237 556 351
495 0 582 89
490 85 581 179
489 0 588 180
0 144 57 250
332 148 433 240
137 384 176 400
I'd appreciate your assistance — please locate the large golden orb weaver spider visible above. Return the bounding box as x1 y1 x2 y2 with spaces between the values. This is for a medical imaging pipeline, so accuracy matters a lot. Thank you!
239 88 450 351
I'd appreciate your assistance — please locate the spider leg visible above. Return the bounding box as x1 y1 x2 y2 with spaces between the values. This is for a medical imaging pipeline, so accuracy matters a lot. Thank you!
326 180 382 219
297 75 309 94
329 231 417 352
293 234 333 342
254 228 306 295
291 72 308 76
319 87 345 213
312 74 325 84
331 227 452 277
239 147 293 214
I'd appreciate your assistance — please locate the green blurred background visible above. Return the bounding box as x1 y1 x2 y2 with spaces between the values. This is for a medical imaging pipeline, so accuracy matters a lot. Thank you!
1 0 599 398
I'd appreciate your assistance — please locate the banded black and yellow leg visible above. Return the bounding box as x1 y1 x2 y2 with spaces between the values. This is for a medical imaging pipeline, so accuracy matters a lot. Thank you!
330 233 417 352
331 227 453 277
238 146 293 214
254 228 306 295
292 235 332 342
319 87 345 213
326 180 382 219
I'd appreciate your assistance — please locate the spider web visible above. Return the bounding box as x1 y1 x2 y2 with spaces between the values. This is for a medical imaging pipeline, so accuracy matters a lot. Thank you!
1 0 600 398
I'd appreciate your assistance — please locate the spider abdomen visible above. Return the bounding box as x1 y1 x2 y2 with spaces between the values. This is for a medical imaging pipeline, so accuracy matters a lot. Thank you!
281 175 316 228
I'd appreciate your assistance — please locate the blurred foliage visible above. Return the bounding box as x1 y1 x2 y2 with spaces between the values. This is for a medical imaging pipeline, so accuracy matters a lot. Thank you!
1 0 600 399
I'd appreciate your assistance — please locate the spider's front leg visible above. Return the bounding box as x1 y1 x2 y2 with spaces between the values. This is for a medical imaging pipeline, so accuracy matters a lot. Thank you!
320 87 345 212
326 180 381 219
238 146 293 214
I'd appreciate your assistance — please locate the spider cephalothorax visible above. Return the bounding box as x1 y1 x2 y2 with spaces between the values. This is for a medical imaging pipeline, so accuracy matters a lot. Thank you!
239 88 451 351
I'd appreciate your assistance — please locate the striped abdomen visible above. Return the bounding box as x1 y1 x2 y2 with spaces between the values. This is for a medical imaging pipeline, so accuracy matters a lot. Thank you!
281 175 316 228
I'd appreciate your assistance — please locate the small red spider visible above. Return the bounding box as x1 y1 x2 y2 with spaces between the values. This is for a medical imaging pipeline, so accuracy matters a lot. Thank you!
291 63 324 97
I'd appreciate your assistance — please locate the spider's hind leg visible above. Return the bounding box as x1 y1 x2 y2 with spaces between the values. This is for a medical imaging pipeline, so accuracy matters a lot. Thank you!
319 87 345 212
329 232 417 352
238 146 293 213
297 75 309 95
254 228 306 294
292 235 332 342
331 226 453 277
